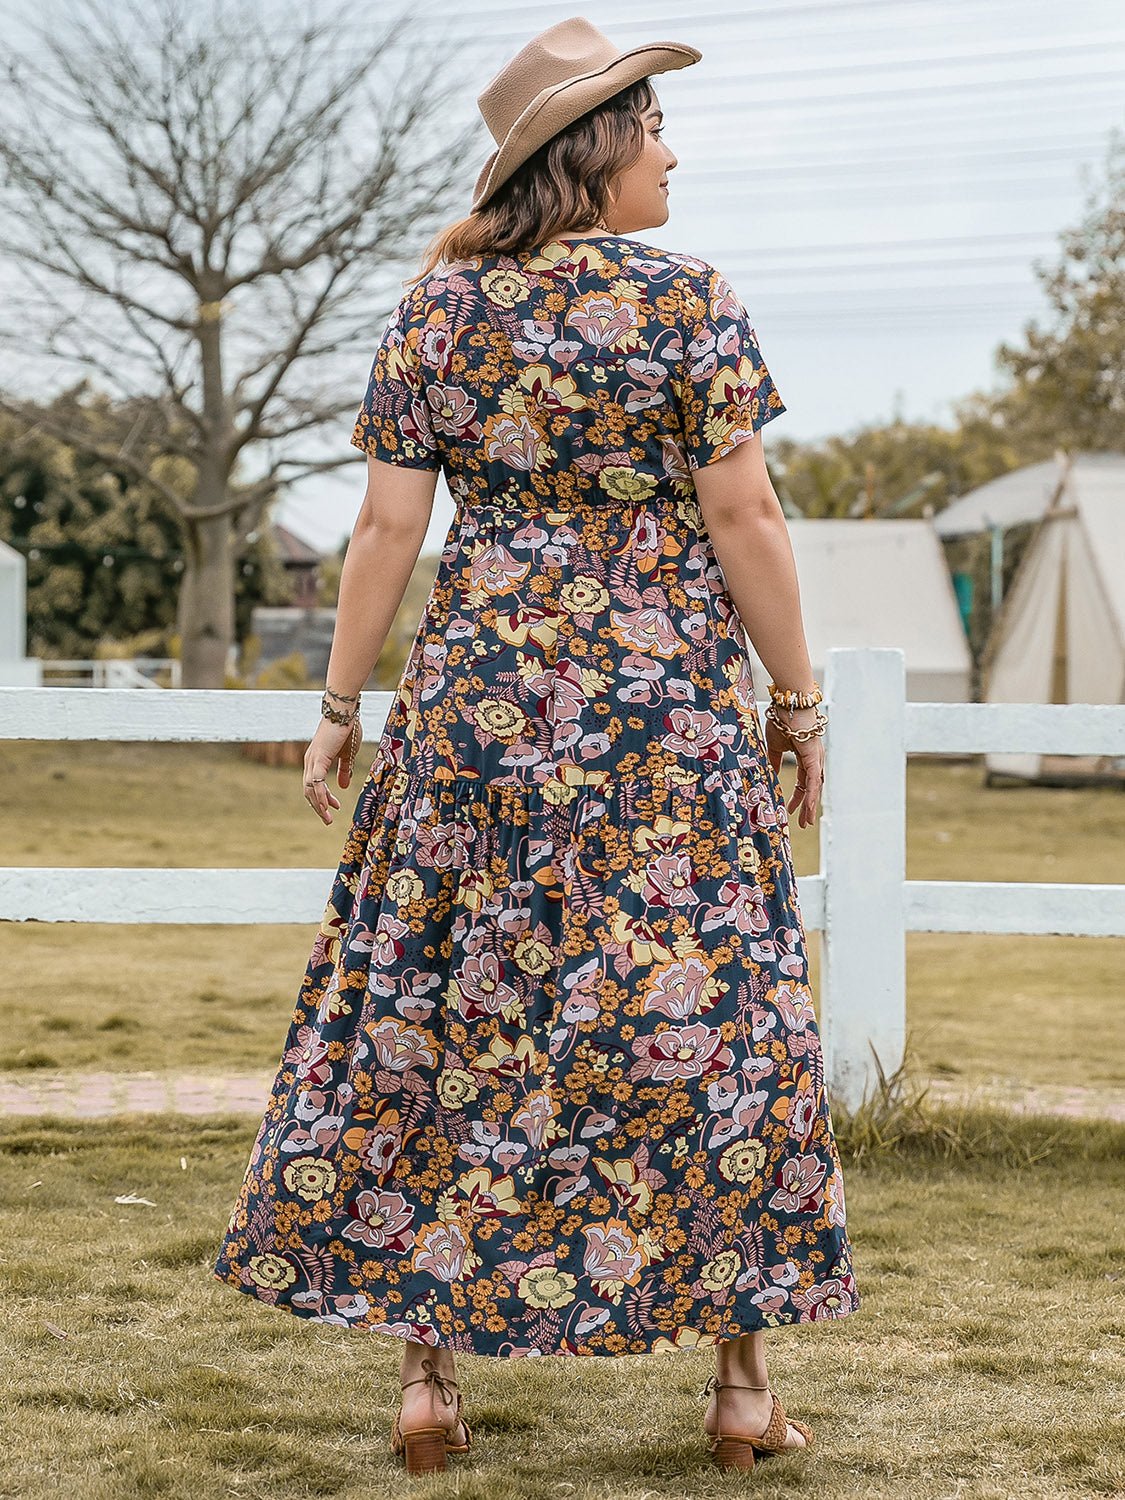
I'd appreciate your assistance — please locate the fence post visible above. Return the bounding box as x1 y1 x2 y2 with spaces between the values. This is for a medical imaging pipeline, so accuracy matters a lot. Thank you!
818 647 906 1113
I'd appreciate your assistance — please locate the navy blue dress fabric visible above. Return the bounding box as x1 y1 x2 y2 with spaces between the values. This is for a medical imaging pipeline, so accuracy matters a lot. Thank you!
212 231 860 1358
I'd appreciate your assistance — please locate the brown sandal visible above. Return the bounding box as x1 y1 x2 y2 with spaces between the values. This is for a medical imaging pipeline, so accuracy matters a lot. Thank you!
389 1355 474 1474
701 1373 815 1470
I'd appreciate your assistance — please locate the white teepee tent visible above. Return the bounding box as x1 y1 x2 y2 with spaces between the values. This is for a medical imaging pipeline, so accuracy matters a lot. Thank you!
746 517 972 702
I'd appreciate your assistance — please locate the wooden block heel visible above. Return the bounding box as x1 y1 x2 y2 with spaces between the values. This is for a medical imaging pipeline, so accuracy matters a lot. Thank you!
390 1355 474 1473
702 1373 815 1469
710 1435 758 1470
401 1427 449 1475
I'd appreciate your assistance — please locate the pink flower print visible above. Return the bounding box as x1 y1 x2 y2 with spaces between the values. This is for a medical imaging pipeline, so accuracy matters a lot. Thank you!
511 1090 555 1149
705 879 770 936
581 1219 647 1299
744 781 781 831
411 1220 473 1282
292 1031 333 1087
484 411 550 470
547 660 593 724
628 1022 733 1082
824 1160 848 1228
565 294 641 352
787 1083 818 1141
643 852 698 910
419 321 455 369
791 1277 855 1318
469 541 532 595
641 955 720 1020
609 605 685 659
358 1124 402 1177
425 383 481 441
768 1153 828 1214
451 951 521 1020
365 1018 438 1073
662 706 734 762
773 980 817 1032
342 1189 415 1252
371 913 410 968
414 819 466 871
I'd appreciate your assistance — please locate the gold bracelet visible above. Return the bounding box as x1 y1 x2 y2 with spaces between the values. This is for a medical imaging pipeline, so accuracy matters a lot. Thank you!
764 701 827 743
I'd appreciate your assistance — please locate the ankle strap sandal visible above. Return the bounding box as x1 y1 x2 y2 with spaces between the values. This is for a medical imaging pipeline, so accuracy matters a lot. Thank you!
390 1356 474 1474
701 1373 815 1470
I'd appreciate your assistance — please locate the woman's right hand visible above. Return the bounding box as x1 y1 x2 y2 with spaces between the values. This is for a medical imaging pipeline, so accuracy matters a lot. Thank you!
764 704 824 828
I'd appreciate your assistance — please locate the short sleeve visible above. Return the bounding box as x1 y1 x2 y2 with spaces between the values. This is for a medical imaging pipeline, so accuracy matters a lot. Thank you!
350 292 441 470
678 266 786 470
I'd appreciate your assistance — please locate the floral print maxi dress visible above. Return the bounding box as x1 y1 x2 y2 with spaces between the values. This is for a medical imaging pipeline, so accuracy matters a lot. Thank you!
212 232 860 1357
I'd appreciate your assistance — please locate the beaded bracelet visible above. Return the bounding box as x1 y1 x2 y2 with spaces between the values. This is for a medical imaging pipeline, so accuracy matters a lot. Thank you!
768 680 823 710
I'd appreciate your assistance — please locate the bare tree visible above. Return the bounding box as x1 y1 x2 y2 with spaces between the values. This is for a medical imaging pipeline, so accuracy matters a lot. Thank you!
0 0 481 685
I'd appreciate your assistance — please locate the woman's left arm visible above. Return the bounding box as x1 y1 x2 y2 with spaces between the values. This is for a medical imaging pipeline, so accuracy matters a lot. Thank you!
302 454 438 824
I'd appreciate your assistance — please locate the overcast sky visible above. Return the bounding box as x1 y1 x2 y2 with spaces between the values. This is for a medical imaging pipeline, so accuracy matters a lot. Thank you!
279 0 1124 551
6 0 1123 554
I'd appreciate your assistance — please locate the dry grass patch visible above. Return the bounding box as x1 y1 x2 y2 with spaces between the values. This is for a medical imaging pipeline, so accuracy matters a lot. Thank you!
0 1108 1122 1499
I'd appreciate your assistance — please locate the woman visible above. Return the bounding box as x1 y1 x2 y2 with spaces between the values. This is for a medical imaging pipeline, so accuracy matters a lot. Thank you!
213 14 859 1476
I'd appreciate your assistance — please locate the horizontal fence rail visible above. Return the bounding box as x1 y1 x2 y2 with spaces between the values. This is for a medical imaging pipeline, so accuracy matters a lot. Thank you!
2 649 1122 1111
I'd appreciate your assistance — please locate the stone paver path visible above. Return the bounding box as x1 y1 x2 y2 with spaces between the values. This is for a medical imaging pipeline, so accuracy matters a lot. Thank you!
0 1070 274 1118
0 1070 1122 1122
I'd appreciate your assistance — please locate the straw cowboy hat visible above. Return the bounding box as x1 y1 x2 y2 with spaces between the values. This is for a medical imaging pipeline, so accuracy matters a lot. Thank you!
471 16 702 212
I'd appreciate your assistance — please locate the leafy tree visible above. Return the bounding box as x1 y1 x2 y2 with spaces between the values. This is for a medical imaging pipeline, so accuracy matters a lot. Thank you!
0 402 288 658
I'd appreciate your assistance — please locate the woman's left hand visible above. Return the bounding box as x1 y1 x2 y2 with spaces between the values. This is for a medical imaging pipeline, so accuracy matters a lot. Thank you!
302 717 361 825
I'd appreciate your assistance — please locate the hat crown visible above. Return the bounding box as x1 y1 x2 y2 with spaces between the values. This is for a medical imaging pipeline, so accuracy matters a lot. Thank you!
477 17 619 146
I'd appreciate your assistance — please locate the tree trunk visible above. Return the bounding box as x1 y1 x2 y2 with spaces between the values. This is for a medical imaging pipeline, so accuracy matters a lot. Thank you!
179 511 236 688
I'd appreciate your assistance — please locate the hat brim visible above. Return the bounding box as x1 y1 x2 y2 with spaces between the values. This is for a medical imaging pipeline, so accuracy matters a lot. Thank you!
471 40 701 213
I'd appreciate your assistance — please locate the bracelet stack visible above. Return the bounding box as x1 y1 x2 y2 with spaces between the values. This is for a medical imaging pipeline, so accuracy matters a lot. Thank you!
322 684 361 726
765 679 827 743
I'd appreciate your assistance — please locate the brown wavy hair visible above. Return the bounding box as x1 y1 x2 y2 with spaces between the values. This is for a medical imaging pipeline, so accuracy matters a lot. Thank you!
407 76 656 286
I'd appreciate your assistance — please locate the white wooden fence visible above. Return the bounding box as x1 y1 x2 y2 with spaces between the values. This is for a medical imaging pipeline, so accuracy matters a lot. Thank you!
1 647 1122 1112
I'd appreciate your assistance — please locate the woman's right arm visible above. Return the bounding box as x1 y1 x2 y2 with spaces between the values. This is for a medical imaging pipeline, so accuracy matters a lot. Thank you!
692 432 824 826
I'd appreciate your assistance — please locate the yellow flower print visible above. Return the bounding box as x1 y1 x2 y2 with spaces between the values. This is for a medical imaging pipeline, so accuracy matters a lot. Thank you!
473 1033 541 1077
609 908 676 967
737 837 762 875
495 606 559 651
456 1166 522 1217
514 934 553 978
385 868 425 907
436 1067 480 1110
599 465 659 503
651 1327 718 1353
281 1155 338 1203
469 697 532 743
718 1137 768 1184
633 816 692 856
699 1247 740 1291
541 778 579 808
247 1253 296 1291
455 867 495 914
593 1155 654 1216
523 240 613 274
480 266 533 307
560 576 610 615
519 363 587 412
518 1265 578 1309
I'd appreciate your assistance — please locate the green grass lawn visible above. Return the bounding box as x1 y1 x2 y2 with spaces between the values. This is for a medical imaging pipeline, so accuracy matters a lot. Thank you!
0 1109 1122 1499
1 740 1120 1093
